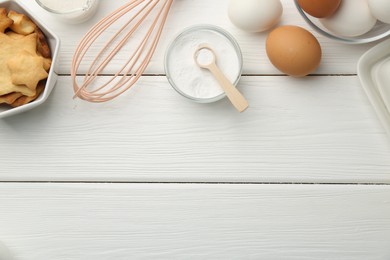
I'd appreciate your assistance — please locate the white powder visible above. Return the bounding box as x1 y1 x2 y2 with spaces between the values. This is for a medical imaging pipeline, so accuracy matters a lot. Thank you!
39 0 90 11
37 0 99 23
196 48 214 66
167 28 241 100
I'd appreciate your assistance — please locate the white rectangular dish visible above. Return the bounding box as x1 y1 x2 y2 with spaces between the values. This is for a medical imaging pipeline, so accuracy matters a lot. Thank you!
358 38 390 137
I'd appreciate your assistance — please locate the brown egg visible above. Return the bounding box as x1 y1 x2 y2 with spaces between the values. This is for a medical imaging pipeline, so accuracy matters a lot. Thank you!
297 0 342 18
266 25 322 77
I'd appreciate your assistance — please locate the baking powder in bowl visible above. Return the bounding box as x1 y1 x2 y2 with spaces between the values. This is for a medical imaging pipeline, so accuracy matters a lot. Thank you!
165 26 242 102
38 0 89 11
36 0 99 23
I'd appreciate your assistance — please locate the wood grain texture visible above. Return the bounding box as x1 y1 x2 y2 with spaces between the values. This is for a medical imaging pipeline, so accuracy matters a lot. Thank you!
1 2 389 259
1 76 389 182
22 0 380 75
0 183 390 260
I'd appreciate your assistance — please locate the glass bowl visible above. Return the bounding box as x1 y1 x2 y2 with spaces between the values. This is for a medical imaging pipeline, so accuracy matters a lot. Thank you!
294 0 390 44
164 25 243 103
35 0 100 23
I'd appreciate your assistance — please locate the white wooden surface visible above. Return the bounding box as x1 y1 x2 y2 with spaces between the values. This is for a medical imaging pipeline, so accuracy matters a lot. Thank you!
1 0 389 182
1 183 390 260
1 76 390 183
1 0 390 259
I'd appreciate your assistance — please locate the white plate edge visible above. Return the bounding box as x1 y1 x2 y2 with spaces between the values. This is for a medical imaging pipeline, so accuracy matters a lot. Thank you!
357 38 390 136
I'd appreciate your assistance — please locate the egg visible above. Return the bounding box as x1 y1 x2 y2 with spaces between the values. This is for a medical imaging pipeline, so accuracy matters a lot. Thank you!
320 0 376 37
228 0 283 33
368 0 390 24
297 0 341 18
266 26 322 77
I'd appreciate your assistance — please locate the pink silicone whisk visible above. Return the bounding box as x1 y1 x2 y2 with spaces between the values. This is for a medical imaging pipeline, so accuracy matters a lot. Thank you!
71 0 174 102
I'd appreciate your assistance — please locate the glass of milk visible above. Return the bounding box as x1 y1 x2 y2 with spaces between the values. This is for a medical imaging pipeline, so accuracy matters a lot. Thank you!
35 0 100 23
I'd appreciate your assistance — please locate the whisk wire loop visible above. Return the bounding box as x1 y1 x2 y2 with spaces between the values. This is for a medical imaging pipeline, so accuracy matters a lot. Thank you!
71 0 174 102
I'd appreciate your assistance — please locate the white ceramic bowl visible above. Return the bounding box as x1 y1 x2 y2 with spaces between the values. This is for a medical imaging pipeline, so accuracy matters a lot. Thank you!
0 0 60 119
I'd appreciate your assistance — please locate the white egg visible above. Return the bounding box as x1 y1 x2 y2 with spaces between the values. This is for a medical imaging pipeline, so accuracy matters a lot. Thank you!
368 0 390 24
320 0 377 37
228 0 283 33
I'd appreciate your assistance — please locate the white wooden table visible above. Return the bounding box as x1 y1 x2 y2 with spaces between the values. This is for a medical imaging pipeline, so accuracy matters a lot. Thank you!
1 0 390 259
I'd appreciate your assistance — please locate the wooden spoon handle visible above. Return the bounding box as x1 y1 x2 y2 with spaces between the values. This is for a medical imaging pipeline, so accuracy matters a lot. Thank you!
208 63 249 112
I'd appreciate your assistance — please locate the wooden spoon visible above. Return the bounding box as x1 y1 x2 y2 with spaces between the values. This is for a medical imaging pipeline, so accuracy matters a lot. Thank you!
194 44 249 112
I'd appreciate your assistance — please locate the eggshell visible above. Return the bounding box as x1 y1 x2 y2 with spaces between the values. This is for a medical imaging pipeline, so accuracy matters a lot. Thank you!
228 0 283 32
266 26 322 77
368 0 390 24
320 0 377 37
297 0 341 18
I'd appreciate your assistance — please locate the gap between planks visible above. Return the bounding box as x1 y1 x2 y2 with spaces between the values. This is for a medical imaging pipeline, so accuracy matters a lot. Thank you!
0 181 389 185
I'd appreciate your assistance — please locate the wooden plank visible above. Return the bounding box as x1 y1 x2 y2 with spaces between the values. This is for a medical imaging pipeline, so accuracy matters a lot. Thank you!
0 183 390 260
22 0 378 75
1 76 389 183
